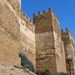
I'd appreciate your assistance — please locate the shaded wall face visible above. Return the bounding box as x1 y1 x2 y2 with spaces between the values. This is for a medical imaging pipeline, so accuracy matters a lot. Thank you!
52 13 66 73
73 46 75 74
0 0 21 65
61 31 75 75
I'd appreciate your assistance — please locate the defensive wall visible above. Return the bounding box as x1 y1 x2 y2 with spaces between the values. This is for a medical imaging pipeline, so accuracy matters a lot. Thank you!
0 0 75 74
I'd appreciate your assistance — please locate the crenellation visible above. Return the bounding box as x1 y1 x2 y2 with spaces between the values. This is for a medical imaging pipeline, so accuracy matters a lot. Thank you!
66 28 69 32
27 17 30 20
48 8 52 13
33 8 59 23
34 8 52 16
0 0 75 75
20 12 33 25
43 10 46 13
61 29 64 32
51 10 59 22
24 13 26 17
61 28 73 38
57 17 59 20
33 13 36 17
30 20 32 23
20 10 23 14
38 11 41 15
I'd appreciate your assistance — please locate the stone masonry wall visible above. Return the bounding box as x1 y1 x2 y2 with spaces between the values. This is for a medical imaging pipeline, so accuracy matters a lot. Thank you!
0 0 36 68
33 9 57 73
0 0 75 74
33 8 66 73
7 0 21 12
19 12 36 68
0 0 21 65
52 10 66 72
61 28 75 75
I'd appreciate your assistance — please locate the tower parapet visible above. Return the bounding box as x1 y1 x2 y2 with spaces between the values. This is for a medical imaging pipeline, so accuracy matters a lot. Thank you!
33 8 59 24
27 17 30 20
24 14 27 17
43 10 46 13
33 8 60 34
61 28 73 39
66 28 69 31
19 10 33 23
61 29 64 32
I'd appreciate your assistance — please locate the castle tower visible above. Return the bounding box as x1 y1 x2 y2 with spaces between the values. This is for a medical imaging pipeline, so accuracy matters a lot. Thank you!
33 8 66 73
61 28 75 75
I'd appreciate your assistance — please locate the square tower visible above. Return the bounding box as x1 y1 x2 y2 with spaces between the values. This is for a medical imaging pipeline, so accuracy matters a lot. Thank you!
61 28 75 75
33 8 66 74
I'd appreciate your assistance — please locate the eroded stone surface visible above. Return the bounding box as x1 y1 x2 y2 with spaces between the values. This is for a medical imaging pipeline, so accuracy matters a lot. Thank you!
0 0 75 75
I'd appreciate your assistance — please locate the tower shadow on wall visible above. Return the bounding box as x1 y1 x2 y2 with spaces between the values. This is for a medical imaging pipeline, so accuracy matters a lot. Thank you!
19 52 35 72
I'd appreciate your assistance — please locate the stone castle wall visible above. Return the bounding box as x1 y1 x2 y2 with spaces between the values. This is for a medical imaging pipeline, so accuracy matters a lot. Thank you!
0 0 75 74
0 0 36 67
33 8 66 73
33 9 57 73
61 28 75 75
0 0 21 65
52 10 66 72
7 0 21 12
19 12 36 68
33 8 75 74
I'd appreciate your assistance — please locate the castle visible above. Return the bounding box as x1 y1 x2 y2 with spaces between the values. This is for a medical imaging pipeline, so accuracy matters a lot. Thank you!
0 0 75 75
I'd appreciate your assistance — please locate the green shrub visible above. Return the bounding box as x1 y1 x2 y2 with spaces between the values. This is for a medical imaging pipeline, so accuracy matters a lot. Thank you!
36 71 42 75
13 65 24 69
36 69 51 75
19 52 35 72
53 72 69 75
36 71 69 75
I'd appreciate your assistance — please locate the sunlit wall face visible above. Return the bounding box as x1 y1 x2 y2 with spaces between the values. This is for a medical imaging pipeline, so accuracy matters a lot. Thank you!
7 0 21 10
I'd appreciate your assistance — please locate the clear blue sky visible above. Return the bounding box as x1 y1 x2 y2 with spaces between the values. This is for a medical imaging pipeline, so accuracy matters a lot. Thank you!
21 0 75 42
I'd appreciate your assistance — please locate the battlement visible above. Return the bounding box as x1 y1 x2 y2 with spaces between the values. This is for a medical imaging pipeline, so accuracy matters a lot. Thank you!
61 28 69 33
61 28 73 39
1 0 75 74
20 10 33 23
61 29 64 32
33 8 59 21
61 28 72 34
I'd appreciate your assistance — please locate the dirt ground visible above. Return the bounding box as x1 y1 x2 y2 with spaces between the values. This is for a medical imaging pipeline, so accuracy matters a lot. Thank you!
0 64 36 75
